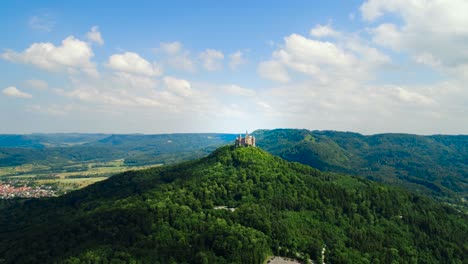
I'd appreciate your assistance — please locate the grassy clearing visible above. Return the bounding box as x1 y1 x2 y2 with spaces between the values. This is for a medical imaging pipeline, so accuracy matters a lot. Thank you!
0 164 50 177
37 177 109 190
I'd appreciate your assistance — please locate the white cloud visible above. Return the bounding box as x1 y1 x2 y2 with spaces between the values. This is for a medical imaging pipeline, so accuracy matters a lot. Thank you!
163 76 192 97
229 51 247 70
2 36 97 76
259 32 389 84
257 60 290 83
362 0 468 77
2 86 32 99
113 72 158 89
86 26 104 46
369 23 401 50
393 86 435 105
107 52 162 76
157 42 196 72
274 34 356 71
251 22 468 134
199 49 224 71
24 79 48 90
309 24 340 38
223 85 256 97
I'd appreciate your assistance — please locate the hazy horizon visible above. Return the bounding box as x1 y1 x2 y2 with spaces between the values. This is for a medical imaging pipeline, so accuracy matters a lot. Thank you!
2 1 468 135
1 128 466 137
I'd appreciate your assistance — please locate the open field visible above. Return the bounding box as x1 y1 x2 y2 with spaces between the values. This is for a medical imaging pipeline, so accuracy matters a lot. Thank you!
0 160 161 195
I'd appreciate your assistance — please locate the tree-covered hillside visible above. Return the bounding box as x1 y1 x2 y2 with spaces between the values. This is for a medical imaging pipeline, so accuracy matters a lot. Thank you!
253 129 468 205
0 146 466 263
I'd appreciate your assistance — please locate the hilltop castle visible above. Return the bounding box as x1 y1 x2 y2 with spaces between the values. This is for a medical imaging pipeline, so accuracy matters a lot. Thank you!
235 131 256 147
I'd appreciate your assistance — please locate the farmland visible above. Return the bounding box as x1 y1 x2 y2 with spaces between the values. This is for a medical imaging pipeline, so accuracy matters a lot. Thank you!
0 160 161 197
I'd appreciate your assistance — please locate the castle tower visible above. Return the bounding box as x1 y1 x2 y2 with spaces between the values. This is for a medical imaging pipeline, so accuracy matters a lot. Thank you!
235 131 256 147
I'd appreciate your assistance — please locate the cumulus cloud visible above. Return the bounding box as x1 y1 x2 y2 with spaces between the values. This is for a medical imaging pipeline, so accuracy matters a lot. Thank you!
2 86 32 99
113 72 158 89
393 86 435 105
2 36 97 76
257 60 290 83
251 20 468 134
163 76 192 97
107 52 162 76
86 26 104 45
229 51 247 70
274 34 356 70
309 24 340 38
259 31 389 84
369 23 401 50
157 42 195 72
199 49 224 71
362 0 468 77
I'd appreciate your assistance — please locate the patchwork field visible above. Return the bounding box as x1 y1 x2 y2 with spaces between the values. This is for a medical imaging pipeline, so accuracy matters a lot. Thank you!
0 160 161 196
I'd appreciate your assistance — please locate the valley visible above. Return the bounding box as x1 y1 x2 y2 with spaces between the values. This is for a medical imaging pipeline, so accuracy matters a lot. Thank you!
0 159 161 198
0 133 236 197
2 130 466 210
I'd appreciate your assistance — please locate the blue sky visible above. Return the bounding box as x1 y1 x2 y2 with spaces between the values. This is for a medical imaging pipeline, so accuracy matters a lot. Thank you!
1 0 467 134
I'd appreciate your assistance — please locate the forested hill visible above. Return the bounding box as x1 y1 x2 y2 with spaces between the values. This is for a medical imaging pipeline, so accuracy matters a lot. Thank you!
1 146 466 263
253 129 468 205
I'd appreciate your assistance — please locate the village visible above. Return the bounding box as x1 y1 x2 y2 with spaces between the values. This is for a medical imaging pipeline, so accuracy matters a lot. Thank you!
0 182 56 199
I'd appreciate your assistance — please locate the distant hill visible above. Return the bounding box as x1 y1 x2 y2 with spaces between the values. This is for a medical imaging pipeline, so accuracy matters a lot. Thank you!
0 133 237 167
0 133 109 148
0 135 44 148
1 131 467 207
0 146 466 263
253 129 468 205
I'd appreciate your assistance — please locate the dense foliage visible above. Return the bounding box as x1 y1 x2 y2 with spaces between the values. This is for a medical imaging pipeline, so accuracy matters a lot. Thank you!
1 146 466 263
253 129 468 205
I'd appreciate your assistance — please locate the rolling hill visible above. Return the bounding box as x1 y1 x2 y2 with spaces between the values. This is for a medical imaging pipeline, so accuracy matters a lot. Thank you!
0 133 237 167
253 129 468 206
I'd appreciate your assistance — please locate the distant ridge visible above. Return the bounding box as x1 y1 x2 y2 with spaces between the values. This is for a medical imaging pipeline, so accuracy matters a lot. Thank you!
253 129 468 206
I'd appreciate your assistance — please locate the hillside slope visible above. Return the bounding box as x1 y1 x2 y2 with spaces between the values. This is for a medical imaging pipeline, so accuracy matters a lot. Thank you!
0 146 466 263
253 129 468 205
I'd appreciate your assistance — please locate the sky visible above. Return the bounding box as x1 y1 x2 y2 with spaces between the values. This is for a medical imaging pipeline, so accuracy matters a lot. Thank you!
1 0 468 135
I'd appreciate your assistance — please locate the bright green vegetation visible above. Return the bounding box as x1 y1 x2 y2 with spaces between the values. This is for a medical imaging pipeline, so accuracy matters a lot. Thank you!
253 129 468 207
1 146 466 263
